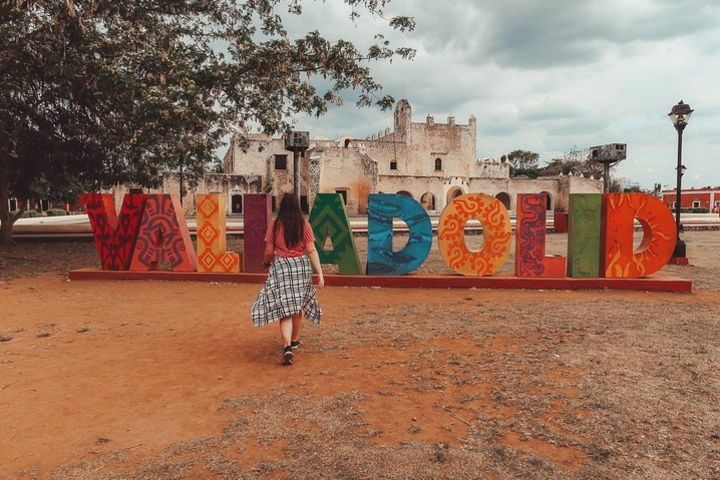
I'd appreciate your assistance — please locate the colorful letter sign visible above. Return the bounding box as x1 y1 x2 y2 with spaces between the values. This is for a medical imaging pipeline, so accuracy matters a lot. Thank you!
309 193 362 275
603 193 677 278
130 194 197 271
82 193 146 270
367 194 432 275
567 194 603 277
243 194 272 273
79 189 685 287
515 193 565 277
437 193 512 276
196 194 241 273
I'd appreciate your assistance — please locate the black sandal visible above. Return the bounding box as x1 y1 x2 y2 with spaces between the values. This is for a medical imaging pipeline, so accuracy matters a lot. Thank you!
281 346 294 365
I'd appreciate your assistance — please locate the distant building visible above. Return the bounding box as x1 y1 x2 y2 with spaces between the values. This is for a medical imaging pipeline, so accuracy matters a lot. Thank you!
662 187 720 212
112 99 602 215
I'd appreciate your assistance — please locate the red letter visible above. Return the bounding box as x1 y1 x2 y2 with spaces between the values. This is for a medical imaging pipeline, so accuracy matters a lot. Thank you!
81 193 146 270
603 193 676 278
515 193 566 277
130 194 197 271
243 194 272 273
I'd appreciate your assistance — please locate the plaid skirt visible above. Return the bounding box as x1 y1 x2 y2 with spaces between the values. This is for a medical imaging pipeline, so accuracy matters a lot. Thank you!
251 255 322 327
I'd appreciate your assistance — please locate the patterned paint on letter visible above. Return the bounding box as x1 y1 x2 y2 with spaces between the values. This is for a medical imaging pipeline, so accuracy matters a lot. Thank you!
196 194 241 273
309 193 362 275
367 194 432 275
130 194 197 272
437 193 511 276
603 193 677 278
515 193 566 277
82 193 146 271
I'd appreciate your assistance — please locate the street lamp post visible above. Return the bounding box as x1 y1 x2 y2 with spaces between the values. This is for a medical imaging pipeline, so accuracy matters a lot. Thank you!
284 131 310 201
668 100 693 262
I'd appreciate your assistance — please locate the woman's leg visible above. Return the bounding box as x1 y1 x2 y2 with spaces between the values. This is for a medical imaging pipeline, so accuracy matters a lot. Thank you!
279 317 293 347
291 312 302 342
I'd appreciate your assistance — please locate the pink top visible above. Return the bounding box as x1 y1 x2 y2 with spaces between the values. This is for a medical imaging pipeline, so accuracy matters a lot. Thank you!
265 220 316 258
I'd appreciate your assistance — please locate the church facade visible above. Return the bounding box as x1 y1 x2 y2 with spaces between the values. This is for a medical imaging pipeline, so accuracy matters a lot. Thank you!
114 99 601 216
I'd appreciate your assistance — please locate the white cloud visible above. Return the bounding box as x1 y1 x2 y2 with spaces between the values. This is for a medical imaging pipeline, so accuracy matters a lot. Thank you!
271 0 720 189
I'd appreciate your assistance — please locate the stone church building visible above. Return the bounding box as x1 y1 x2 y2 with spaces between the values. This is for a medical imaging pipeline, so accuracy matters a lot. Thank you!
113 99 601 216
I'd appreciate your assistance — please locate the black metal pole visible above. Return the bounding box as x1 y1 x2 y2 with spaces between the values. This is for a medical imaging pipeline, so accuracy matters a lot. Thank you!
673 127 686 258
293 150 300 200
675 129 682 233
179 163 184 207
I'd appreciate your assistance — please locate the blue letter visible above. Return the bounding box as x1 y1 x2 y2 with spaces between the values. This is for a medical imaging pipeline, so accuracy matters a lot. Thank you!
367 194 432 275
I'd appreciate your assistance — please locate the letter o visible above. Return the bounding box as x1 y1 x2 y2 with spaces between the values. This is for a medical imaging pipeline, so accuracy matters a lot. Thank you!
437 193 512 276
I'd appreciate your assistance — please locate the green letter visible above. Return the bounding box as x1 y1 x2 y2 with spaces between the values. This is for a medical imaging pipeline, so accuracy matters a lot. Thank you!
309 193 362 275
567 194 602 277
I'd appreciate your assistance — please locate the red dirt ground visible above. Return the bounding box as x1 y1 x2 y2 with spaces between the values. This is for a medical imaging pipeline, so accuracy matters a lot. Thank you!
2 273 720 479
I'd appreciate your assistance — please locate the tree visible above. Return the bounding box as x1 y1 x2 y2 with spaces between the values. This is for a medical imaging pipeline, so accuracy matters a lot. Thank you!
0 0 415 244
504 149 540 177
538 146 605 178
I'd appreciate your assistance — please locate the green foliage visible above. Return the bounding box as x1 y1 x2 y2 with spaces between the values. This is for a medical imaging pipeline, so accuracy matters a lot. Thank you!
538 147 604 178
511 167 539 179
0 0 414 242
676 207 710 214
11 209 39 218
505 150 539 177
47 208 69 216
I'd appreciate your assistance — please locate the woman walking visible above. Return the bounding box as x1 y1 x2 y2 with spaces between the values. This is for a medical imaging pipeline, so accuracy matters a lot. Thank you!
251 193 324 365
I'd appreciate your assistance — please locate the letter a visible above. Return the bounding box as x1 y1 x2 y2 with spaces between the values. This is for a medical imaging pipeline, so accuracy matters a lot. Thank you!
309 193 362 275
130 194 197 271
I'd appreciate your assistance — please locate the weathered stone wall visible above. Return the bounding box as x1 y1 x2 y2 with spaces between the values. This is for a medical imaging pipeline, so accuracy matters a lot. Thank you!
109 173 262 216
109 99 601 217
315 148 378 213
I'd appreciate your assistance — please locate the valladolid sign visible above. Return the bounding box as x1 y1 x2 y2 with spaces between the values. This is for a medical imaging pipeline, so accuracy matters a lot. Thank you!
79 191 679 283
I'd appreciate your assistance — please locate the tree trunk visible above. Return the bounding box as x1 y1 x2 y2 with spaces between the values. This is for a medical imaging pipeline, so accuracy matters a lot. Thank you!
0 176 19 246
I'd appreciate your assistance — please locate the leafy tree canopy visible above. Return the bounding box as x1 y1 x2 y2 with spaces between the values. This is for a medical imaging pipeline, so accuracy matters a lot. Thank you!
0 0 415 243
501 149 539 176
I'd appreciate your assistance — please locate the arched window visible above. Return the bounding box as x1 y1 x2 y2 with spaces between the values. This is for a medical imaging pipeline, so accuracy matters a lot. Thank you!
446 187 464 204
434 158 442 171
541 191 553 210
420 192 436 211
495 192 511 210
231 195 243 214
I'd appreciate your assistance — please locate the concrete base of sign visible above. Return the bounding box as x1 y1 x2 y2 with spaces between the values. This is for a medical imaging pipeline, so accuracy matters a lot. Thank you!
668 257 690 266
68 268 692 292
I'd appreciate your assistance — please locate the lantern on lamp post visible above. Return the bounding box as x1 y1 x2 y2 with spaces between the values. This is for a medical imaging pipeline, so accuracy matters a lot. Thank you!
668 100 693 262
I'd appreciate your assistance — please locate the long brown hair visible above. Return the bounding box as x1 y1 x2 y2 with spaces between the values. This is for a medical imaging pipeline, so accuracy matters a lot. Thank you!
274 193 304 248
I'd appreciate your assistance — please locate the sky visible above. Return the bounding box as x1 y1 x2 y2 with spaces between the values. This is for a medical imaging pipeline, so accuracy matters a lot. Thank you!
257 0 720 190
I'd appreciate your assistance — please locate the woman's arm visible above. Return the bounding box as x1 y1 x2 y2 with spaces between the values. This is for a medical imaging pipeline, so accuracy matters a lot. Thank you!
305 243 325 288
262 241 274 267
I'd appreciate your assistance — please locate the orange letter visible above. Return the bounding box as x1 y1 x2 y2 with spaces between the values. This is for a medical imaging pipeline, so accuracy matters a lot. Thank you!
196 194 241 273
603 193 676 278
438 193 511 276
